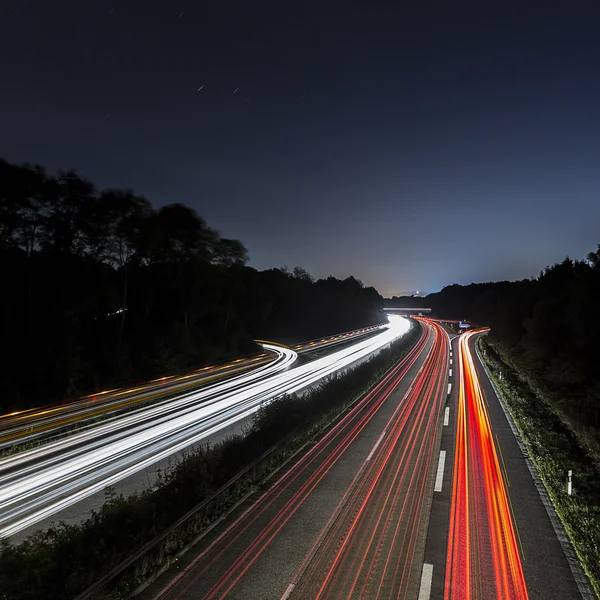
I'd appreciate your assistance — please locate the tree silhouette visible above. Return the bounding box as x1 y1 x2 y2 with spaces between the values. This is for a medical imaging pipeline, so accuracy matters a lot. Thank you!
0 157 386 412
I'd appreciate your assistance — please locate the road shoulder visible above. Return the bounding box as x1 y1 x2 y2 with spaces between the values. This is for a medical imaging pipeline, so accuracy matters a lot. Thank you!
472 335 588 600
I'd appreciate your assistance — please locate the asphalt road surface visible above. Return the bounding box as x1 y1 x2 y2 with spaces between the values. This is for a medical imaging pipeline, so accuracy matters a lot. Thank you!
142 321 591 600
143 319 451 600
423 329 589 600
1 321 407 540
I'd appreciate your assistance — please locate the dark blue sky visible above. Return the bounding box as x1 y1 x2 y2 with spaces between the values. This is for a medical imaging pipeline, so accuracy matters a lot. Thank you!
2 1 600 295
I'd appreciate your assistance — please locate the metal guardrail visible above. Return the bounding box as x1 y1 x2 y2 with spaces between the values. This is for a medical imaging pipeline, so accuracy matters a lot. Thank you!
74 439 287 600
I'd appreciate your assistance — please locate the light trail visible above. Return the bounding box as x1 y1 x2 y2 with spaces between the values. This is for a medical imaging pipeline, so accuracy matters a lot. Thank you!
290 319 449 599
0 357 272 448
0 324 385 447
151 319 449 600
444 330 528 600
0 317 410 538
150 320 432 600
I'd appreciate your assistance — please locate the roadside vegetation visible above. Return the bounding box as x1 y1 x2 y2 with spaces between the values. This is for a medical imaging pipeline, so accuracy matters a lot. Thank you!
479 336 600 597
0 321 421 600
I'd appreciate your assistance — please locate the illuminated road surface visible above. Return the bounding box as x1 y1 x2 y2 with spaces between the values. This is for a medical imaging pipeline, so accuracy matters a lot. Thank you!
444 330 528 600
290 321 448 599
147 319 450 600
0 319 408 538
142 322 589 600
0 325 385 448
0 358 274 446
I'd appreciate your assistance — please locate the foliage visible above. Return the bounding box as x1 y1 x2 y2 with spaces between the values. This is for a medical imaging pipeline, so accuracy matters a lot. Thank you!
0 157 384 412
0 323 421 600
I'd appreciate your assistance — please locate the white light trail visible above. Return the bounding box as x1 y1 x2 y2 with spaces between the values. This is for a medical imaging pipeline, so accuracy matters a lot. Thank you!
0 317 410 538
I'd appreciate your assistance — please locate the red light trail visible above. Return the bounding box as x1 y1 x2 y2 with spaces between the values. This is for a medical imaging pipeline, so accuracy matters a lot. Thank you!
151 320 451 600
444 330 529 600
291 319 449 599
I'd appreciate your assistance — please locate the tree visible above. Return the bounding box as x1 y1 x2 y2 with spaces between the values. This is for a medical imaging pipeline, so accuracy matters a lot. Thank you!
292 266 313 282
40 170 95 256
587 244 600 269
155 203 218 262
213 238 248 267
0 156 388 411
95 190 153 352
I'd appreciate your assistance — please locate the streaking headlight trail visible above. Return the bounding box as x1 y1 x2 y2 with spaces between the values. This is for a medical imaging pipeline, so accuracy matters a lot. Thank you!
0 316 410 538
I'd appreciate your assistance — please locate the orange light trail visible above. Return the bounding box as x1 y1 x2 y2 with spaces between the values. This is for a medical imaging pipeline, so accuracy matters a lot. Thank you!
0 326 381 439
445 330 528 600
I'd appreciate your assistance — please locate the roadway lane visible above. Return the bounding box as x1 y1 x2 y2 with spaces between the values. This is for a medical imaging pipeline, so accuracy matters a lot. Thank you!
0 356 276 448
421 332 458 600
0 320 408 539
468 332 585 599
436 330 584 600
444 329 528 599
143 319 450 600
290 320 449 599
0 324 385 448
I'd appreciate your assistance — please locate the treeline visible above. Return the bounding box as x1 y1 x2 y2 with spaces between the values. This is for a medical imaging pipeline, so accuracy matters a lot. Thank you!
0 158 384 412
386 248 600 455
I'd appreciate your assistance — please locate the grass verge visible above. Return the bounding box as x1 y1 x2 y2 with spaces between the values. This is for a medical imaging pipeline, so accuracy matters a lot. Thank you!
478 336 600 598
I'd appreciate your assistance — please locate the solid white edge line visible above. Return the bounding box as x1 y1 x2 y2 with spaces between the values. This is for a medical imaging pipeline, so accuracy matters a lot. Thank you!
418 563 434 600
444 406 450 426
434 450 446 492
447 383 452 395
280 583 295 600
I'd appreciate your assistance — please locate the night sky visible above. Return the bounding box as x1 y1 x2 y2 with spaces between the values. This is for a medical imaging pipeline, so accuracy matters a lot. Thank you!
2 1 600 296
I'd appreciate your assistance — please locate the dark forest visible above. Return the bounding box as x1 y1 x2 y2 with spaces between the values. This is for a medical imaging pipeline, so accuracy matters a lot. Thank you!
0 158 384 412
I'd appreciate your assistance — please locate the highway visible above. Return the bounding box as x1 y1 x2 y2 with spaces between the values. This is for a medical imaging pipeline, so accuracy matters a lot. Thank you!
141 321 589 600
423 329 586 600
143 318 450 600
0 319 408 539
444 329 528 599
0 355 272 448
0 324 385 449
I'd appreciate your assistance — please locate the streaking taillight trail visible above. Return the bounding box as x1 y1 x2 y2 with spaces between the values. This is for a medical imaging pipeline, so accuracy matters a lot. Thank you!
445 330 528 600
